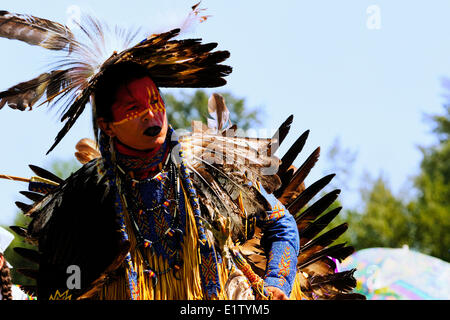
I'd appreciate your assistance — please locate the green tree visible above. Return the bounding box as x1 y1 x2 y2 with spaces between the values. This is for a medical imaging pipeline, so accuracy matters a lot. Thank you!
344 176 415 250
325 137 358 192
163 90 262 130
50 158 82 179
410 105 450 261
339 105 450 261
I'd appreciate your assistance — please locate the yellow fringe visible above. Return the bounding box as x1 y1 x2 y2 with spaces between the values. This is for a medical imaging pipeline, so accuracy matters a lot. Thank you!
96 185 230 300
289 272 302 300
93 180 307 300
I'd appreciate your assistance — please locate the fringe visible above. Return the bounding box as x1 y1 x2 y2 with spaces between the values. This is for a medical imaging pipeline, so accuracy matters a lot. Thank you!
96 186 229 300
289 272 307 300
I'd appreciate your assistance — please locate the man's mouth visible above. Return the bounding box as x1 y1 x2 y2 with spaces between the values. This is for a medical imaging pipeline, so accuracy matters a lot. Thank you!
143 126 162 137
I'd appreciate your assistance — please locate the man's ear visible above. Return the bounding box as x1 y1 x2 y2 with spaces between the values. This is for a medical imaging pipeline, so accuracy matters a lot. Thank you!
97 118 116 137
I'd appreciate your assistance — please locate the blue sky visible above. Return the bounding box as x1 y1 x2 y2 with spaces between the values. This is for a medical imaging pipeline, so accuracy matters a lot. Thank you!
1 0 450 226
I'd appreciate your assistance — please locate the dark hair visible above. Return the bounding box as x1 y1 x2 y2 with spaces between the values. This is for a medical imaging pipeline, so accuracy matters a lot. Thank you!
0 253 12 300
93 62 154 122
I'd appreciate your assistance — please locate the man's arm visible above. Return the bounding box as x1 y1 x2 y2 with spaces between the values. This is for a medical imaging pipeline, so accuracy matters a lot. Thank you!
257 188 300 298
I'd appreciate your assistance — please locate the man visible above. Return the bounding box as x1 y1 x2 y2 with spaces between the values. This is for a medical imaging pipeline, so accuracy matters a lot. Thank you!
62 61 299 300
0 8 362 301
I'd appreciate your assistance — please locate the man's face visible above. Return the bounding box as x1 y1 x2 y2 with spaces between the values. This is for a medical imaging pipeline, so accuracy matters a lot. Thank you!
100 76 168 151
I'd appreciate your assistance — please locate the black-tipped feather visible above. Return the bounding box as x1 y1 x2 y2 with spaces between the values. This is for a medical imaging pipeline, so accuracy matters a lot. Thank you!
20 286 37 297
14 247 40 264
310 269 357 293
300 223 349 254
277 130 310 177
287 174 336 214
269 115 293 155
299 207 342 247
330 292 367 300
9 225 28 238
275 146 320 200
28 164 63 184
15 201 33 214
294 189 341 230
19 191 45 202
299 243 348 269
17 268 39 280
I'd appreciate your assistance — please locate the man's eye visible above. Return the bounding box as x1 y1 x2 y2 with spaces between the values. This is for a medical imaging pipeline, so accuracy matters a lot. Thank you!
127 105 138 111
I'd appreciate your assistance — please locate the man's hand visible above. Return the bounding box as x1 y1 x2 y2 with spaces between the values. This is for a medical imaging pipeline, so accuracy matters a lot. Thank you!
265 286 289 300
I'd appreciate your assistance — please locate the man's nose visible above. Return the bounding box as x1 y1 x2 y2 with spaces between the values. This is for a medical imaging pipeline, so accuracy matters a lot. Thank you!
141 108 155 121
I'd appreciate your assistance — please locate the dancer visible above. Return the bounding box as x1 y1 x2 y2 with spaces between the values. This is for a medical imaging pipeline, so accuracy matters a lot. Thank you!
0 6 364 300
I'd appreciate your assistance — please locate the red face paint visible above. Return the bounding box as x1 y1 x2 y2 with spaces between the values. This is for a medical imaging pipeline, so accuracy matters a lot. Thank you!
105 76 168 152
111 77 166 125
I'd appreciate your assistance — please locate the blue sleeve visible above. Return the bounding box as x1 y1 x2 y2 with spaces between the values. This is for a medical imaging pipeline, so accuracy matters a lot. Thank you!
256 187 300 296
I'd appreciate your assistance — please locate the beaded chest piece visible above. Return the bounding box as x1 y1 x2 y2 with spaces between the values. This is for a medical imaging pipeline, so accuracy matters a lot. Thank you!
117 148 187 282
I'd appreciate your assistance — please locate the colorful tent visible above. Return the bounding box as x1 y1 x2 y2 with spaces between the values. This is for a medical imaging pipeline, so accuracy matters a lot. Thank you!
339 246 450 300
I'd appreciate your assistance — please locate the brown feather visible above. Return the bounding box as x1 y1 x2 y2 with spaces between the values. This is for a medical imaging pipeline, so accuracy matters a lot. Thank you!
74 138 101 164
208 93 230 131
0 10 74 50
0 73 52 110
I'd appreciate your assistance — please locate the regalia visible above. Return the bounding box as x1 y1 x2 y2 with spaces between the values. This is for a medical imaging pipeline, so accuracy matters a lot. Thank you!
0 4 365 300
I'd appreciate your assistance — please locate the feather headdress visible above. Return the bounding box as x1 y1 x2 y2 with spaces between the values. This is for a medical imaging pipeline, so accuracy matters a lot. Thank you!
0 3 232 154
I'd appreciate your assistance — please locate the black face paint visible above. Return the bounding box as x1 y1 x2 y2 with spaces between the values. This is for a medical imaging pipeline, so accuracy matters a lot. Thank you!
143 126 162 137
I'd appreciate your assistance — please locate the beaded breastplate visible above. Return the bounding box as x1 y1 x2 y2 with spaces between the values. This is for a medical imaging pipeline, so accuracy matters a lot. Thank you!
117 150 187 280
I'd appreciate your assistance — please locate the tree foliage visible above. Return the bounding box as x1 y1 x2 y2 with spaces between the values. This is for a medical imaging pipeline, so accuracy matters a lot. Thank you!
332 105 450 262
345 177 415 249
409 105 450 261
162 90 262 131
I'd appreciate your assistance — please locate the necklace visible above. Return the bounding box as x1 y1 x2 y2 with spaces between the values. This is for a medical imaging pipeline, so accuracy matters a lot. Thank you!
117 155 184 286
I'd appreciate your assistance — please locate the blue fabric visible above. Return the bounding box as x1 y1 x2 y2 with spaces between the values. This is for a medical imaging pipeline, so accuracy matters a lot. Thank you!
257 187 300 296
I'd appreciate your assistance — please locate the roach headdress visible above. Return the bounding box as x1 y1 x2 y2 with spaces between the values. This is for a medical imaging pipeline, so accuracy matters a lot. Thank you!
0 4 232 154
